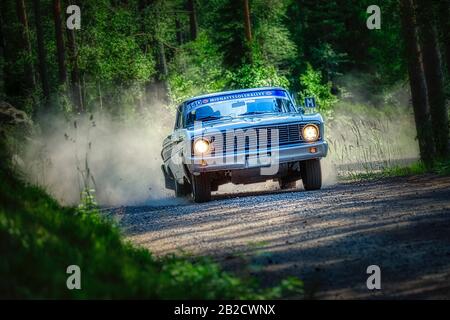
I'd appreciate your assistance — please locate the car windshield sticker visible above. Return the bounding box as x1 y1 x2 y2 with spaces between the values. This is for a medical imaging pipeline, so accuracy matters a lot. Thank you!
185 90 288 113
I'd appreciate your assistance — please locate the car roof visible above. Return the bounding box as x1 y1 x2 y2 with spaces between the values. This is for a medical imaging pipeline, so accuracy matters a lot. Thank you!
182 87 288 105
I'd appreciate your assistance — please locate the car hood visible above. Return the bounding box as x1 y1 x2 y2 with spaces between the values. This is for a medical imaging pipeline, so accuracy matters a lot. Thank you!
188 113 306 135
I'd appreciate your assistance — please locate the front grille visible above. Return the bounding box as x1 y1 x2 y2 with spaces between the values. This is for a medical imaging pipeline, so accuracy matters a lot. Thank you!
206 122 320 157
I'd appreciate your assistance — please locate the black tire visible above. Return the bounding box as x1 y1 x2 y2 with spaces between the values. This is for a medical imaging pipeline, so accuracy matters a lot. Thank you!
300 159 322 190
175 179 191 197
278 179 297 190
191 173 211 203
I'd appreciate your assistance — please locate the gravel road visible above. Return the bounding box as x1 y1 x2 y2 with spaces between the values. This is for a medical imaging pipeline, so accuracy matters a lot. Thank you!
109 175 450 299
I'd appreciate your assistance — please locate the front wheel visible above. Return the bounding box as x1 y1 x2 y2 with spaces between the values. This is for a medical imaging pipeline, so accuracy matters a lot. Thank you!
191 173 211 203
300 159 322 190
175 179 191 197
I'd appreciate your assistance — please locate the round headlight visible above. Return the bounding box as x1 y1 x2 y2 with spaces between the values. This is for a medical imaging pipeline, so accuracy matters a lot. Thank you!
302 124 319 142
194 139 210 154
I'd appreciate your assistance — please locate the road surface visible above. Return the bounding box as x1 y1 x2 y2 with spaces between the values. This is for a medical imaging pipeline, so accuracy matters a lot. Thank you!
108 175 450 299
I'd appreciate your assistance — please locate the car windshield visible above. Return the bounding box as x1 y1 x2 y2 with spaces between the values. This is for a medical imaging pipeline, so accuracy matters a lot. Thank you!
184 96 297 127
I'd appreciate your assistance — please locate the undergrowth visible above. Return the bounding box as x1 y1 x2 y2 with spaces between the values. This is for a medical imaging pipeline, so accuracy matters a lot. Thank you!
341 158 450 181
0 166 303 299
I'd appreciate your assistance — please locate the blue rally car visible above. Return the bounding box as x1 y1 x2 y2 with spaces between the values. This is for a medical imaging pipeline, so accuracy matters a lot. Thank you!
161 87 328 202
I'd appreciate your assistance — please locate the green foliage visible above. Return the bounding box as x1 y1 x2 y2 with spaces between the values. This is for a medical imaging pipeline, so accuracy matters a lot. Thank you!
168 33 229 106
1 0 411 116
310 43 348 80
190 0 294 94
250 0 297 68
77 189 99 216
343 162 427 181
74 1 156 114
77 1 156 84
342 158 450 181
229 62 290 89
254 23 297 68
0 168 303 299
286 0 348 82
285 0 405 92
299 64 337 111
365 0 406 88
199 0 248 68
433 159 450 176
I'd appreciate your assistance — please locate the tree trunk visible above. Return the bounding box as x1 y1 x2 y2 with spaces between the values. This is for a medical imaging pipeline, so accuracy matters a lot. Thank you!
15 0 35 90
138 0 149 52
187 0 198 40
53 0 66 85
0 4 5 95
416 0 449 158
436 0 450 78
66 28 84 113
158 40 168 77
243 0 252 43
175 13 183 45
0 5 4 58
399 0 435 165
1 1 15 98
97 81 103 110
154 39 169 104
32 0 50 103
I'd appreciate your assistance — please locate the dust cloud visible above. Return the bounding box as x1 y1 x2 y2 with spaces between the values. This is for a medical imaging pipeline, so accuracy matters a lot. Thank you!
19 103 177 207
324 80 420 179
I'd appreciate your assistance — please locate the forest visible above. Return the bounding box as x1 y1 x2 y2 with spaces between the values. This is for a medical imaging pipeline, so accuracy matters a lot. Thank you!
0 0 450 299
1 0 449 165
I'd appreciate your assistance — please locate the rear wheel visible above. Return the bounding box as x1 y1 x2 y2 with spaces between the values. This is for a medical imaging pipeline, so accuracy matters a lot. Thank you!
192 173 211 203
301 159 322 190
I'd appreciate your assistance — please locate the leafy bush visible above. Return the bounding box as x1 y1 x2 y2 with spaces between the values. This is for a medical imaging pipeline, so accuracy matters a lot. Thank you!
0 168 303 299
250 0 297 68
70 1 156 115
309 43 348 80
298 64 337 111
167 32 291 105
343 158 450 181
433 158 450 176
78 3 155 85
168 33 230 107
229 62 290 89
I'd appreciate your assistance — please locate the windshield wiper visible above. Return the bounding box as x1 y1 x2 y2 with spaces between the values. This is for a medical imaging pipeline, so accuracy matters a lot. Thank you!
197 115 231 122
240 111 273 116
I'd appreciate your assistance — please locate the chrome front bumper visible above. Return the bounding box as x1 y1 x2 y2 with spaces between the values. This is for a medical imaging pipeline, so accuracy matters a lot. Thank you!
185 141 328 173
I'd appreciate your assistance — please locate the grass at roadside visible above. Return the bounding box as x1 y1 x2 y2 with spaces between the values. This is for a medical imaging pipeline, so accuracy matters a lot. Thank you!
0 166 303 299
340 158 450 181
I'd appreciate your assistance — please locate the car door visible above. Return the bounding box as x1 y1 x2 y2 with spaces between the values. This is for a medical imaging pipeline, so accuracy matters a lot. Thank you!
166 105 187 183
